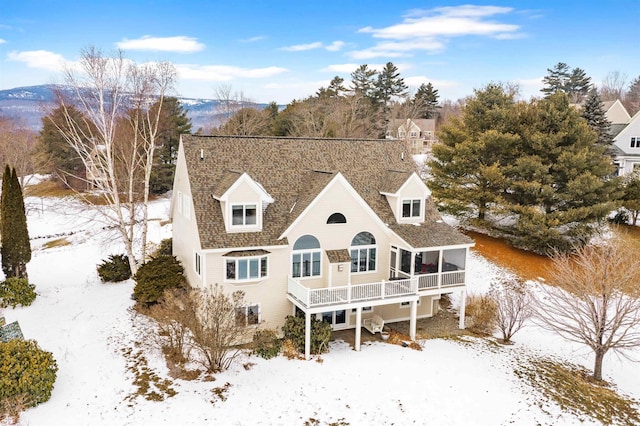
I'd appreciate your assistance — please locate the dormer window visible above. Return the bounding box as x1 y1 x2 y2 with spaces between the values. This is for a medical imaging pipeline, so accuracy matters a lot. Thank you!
232 204 257 226
632 137 639 148
402 199 421 218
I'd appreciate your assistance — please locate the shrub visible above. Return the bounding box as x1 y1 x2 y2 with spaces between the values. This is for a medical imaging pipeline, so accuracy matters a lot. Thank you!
133 255 185 305
0 339 58 418
154 238 173 257
282 314 331 355
97 254 132 283
0 278 36 308
252 329 282 360
465 292 498 335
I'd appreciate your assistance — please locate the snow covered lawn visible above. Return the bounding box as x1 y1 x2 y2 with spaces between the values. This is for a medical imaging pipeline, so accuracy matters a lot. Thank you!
2 195 638 425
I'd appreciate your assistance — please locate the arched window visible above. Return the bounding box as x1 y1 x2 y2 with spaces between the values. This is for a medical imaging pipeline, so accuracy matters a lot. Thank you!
292 235 321 278
350 232 377 273
327 212 347 224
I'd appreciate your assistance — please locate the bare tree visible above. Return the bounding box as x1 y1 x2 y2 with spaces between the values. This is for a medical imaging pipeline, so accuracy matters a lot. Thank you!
532 239 640 381
599 71 628 101
0 116 37 187
488 278 531 344
52 47 176 273
187 285 254 372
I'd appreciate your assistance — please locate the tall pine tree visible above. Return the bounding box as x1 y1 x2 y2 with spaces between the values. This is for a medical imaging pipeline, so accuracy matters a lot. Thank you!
414 83 440 119
1 165 31 278
581 90 613 148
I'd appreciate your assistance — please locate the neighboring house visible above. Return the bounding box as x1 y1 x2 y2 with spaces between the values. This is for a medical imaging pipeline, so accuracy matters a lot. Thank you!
387 119 438 155
602 99 631 125
171 135 474 359
86 144 108 189
612 110 640 175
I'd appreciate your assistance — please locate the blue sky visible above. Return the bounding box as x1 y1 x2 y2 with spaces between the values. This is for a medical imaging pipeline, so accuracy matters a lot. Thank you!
1 1 639 104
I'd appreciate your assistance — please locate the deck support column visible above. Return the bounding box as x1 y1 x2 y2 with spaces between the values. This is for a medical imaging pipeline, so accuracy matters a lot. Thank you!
458 289 466 329
305 311 311 360
355 307 362 351
409 299 417 341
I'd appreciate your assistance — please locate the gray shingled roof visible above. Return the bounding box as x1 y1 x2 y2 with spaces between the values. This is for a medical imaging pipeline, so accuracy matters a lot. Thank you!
182 135 472 250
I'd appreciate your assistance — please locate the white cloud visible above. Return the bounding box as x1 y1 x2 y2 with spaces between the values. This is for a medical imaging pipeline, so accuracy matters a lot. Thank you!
282 42 323 52
116 35 205 52
177 64 288 81
239 36 266 43
325 41 345 52
352 5 521 59
7 50 66 71
0 39 6 44
281 40 345 52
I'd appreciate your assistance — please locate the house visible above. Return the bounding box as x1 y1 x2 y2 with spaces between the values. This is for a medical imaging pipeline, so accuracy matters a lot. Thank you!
171 135 474 359
387 118 438 155
606 102 640 175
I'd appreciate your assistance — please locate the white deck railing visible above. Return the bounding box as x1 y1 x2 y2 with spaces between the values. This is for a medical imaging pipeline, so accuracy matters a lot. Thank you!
288 271 465 308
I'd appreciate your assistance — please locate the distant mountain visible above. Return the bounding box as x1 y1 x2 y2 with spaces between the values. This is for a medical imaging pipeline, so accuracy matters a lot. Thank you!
0 85 272 132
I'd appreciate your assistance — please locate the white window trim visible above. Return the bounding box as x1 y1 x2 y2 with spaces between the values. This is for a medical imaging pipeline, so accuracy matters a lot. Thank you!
291 249 322 279
228 202 260 231
183 194 191 219
400 198 423 221
224 255 268 282
350 245 377 274
194 251 202 276
235 304 261 326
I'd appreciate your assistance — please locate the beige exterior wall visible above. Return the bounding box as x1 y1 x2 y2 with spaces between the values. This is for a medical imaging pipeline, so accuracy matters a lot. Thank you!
171 143 204 289
606 100 631 124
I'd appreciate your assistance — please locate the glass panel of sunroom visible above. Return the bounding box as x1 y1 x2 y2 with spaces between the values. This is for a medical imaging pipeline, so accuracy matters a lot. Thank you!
442 248 466 271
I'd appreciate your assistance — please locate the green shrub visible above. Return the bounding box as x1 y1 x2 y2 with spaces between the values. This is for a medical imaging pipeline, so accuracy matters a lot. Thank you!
252 329 282 359
0 339 58 408
0 278 36 308
282 315 331 355
154 238 173 257
97 254 132 283
133 255 185 305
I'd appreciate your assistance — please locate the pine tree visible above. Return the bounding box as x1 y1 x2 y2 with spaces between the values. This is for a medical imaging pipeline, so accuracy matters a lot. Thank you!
541 62 571 96
374 62 408 108
566 67 592 103
350 64 378 99
414 83 440 119
1 166 31 278
150 97 192 194
581 90 613 148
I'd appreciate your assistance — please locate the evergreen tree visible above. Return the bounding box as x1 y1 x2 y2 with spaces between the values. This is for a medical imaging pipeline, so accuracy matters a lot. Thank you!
566 67 592 103
621 172 640 226
150 97 192 194
541 62 592 103
350 64 378 99
1 166 31 278
316 76 346 99
429 88 618 253
429 83 519 220
581 90 612 148
374 62 408 108
414 83 440 119
35 105 90 189
541 62 571 96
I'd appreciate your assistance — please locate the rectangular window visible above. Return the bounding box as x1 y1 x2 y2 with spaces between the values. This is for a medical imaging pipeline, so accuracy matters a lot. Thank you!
195 252 201 275
292 250 321 278
410 131 417 138
402 199 421 218
235 305 260 326
176 190 183 213
231 204 258 226
400 299 421 308
632 137 638 148
225 255 268 281
350 248 376 273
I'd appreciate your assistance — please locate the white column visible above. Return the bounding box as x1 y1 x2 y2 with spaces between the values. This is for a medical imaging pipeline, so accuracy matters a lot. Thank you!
409 299 418 340
305 311 311 360
355 307 362 351
458 289 466 329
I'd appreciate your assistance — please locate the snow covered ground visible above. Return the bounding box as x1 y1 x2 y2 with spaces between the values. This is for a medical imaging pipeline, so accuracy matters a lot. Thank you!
2 195 639 426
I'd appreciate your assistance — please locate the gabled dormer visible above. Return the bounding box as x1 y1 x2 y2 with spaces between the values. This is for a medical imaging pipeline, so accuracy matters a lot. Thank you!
379 171 431 224
212 171 274 233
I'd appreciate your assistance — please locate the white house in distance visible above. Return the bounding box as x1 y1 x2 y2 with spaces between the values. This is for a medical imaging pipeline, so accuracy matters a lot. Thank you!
609 104 640 175
171 135 474 359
